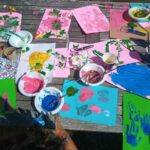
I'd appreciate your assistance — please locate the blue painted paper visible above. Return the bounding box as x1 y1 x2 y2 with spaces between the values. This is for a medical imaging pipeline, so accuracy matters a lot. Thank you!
60 80 118 126
109 63 150 98
130 3 150 22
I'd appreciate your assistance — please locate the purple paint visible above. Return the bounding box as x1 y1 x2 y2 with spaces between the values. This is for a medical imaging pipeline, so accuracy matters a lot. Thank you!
41 95 59 112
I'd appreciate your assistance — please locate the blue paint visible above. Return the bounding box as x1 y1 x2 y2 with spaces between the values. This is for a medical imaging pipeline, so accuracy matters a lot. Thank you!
110 63 150 97
126 122 142 147
41 95 59 112
140 114 150 135
77 104 92 117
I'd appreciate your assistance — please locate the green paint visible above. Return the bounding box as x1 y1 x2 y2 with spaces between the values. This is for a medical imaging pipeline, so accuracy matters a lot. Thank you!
46 49 52 53
0 79 16 114
66 86 79 97
46 64 54 71
123 92 150 150
43 31 54 38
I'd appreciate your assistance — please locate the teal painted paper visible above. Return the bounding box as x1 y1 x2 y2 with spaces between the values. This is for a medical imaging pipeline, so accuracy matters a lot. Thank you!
60 80 118 126
123 92 150 150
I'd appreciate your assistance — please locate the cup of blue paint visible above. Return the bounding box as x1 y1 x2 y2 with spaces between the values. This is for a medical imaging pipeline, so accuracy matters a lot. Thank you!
34 87 64 115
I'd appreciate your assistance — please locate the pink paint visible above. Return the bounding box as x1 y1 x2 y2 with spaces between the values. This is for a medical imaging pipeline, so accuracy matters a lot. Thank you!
79 87 94 102
61 103 70 112
90 104 102 114
22 76 44 94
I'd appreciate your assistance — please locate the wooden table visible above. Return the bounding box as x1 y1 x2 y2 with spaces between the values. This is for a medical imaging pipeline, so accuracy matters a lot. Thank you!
0 0 146 133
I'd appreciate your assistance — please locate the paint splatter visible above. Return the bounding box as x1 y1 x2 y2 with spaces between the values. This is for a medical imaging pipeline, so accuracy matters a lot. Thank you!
79 87 94 102
61 104 70 112
110 63 150 97
90 104 102 114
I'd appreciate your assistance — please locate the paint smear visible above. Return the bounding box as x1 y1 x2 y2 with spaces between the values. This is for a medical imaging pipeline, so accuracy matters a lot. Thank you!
79 87 94 102
61 103 70 112
22 76 44 94
90 104 102 114
109 63 150 97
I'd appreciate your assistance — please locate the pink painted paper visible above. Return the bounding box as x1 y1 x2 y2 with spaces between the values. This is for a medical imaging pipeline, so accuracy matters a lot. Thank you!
110 8 150 41
68 40 141 69
53 48 70 78
35 8 72 40
0 12 22 41
72 5 109 34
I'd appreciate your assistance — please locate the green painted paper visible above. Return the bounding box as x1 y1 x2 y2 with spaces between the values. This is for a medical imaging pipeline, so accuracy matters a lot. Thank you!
123 92 150 150
0 79 16 114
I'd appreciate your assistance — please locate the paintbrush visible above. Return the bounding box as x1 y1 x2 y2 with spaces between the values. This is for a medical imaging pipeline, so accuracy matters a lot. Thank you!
74 45 94 51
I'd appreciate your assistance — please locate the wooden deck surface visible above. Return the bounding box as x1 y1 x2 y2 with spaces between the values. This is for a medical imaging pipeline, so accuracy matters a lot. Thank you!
0 0 144 133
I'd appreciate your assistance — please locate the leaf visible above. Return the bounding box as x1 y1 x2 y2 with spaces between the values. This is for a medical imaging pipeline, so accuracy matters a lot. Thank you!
58 62 64 68
73 44 79 50
50 9 61 17
60 55 66 61
22 47 30 53
59 30 66 35
47 49 52 53
46 64 53 71
128 22 137 29
52 52 59 57
8 6 17 12
6 17 19 27
66 86 79 97
38 70 46 76
2 15 9 20
52 19 61 30
43 31 54 38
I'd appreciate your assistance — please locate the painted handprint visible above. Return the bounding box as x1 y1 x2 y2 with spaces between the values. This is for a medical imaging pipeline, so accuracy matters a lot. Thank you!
140 114 150 135
128 102 140 122
98 90 109 102
126 122 142 147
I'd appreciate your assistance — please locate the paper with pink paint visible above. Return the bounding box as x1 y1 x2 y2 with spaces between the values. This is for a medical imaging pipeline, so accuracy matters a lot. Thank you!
72 5 109 34
35 8 72 40
68 40 141 69
53 48 70 78
0 12 22 41
16 43 55 84
60 79 118 126
110 8 150 41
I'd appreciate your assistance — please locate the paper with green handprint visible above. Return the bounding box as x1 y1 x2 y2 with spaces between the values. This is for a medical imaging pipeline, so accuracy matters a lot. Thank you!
123 92 150 150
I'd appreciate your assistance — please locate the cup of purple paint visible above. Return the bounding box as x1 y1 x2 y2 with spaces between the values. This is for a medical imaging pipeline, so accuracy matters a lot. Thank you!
34 87 64 115
79 63 105 86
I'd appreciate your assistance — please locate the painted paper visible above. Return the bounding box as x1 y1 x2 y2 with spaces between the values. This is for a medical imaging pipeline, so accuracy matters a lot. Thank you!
60 80 118 126
0 57 17 79
72 5 109 34
0 12 22 41
16 43 55 83
68 40 141 69
35 8 72 40
106 63 150 99
0 79 16 114
123 92 150 150
110 8 150 41
53 48 70 78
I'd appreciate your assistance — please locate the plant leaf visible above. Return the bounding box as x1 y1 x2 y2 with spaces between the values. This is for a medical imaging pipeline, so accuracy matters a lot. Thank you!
50 9 61 17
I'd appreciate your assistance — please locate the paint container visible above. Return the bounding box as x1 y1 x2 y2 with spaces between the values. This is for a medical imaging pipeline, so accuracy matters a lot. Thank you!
102 53 117 65
34 87 64 115
80 63 105 86
18 72 46 97
128 6 150 21
9 30 33 48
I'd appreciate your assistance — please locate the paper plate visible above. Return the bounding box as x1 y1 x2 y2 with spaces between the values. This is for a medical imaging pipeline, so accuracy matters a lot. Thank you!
34 87 64 115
